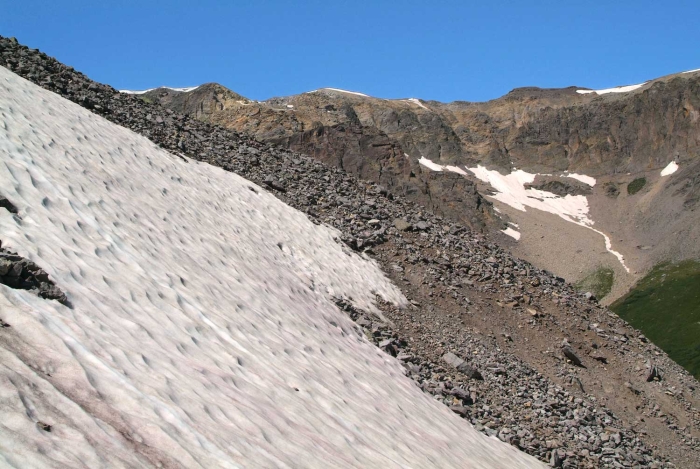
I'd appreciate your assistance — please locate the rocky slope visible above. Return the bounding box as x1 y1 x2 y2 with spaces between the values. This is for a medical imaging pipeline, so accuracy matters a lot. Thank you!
139 73 700 304
3 36 700 468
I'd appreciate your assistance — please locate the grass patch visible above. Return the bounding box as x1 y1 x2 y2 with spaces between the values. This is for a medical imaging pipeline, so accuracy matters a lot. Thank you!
611 260 700 379
575 267 614 299
627 177 647 195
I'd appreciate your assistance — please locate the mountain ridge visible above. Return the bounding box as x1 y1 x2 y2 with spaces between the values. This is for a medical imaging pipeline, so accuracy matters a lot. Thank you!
2 35 700 467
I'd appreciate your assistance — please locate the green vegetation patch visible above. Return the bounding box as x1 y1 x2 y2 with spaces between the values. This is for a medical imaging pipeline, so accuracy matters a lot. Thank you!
611 260 700 379
575 267 614 300
627 177 647 195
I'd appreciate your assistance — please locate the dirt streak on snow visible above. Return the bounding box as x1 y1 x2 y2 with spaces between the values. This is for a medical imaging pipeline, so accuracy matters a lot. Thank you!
0 67 543 468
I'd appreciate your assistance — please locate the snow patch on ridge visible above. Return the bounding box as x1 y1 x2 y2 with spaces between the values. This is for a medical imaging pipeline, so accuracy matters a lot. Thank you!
406 98 428 110
310 87 370 97
467 166 629 272
120 85 200 95
660 161 679 176
0 67 543 468
576 82 646 95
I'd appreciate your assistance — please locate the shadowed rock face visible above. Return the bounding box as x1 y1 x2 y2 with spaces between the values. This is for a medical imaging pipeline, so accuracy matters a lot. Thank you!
268 122 494 231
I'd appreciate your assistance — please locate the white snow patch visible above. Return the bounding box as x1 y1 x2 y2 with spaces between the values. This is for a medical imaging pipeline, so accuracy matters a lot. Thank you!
508 222 520 228
120 85 200 95
576 82 646 95
418 156 444 172
321 88 370 97
0 67 543 468
502 227 521 240
562 173 596 186
286 104 294 108
406 98 428 110
682 68 700 74
445 165 468 176
660 161 679 176
418 156 470 176
467 166 629 272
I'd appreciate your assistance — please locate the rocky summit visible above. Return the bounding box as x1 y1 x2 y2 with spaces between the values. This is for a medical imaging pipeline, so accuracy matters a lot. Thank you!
2 35 700 468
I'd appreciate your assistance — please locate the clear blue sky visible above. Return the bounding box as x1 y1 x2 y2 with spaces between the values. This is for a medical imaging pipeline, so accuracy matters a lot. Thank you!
3 1 699 102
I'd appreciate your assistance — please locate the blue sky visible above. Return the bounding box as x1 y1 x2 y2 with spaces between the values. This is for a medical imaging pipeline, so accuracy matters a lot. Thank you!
3 1 699 102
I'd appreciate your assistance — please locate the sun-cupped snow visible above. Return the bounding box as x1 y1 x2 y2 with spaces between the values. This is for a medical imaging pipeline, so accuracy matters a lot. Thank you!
0 68 543 468
467 166 629 272
119 85 200 95
562 172 596 186
406 98 428 110
660 161 679 176
576 82 646 95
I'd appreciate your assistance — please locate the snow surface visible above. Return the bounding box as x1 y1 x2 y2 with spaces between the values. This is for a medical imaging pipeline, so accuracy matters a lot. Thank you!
417 156 468 176
119 86 200 95
562 173 596 186
406 98 428 110
311 88 370 98
0 67 543 468
576 82 646 95
418 156 445 172
682 68 700 74
467 166 629 272
660 161 679 176
502 227 521 241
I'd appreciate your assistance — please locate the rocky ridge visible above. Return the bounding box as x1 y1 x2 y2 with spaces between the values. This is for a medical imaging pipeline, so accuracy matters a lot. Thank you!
2 36 700 467
143 71 700 304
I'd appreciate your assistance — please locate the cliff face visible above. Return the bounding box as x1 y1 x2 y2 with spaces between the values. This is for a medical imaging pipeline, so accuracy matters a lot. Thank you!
142 74 700 297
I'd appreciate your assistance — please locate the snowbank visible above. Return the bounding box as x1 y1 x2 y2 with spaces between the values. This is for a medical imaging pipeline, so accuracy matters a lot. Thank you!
0 68 542 468
120 85 200 95
467 166 629 272
406 98 428 109
660 161 679 176
576 82 646 95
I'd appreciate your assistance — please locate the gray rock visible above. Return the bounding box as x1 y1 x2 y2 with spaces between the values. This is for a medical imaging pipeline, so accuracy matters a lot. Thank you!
393 218 412 231
562 345 584 368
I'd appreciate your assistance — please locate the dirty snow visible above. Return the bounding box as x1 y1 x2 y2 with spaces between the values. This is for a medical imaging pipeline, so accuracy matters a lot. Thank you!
502 227 521 241
406 98 428 110
0 68 543 468
660 161 679 176
562 173 596 186
119 85 200 95
576 82 646 95
467 166 629 272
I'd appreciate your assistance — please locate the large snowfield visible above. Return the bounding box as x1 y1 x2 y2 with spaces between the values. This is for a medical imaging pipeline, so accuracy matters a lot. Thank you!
0 68 543 467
